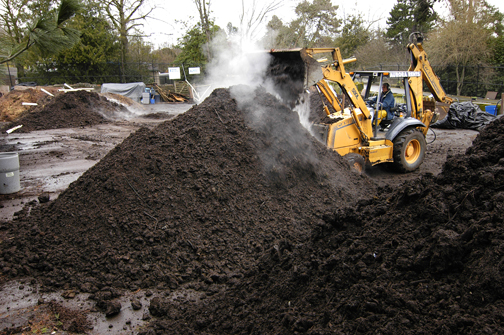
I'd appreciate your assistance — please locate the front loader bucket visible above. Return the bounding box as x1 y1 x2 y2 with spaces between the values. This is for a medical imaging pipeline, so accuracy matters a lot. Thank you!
266 48 323 107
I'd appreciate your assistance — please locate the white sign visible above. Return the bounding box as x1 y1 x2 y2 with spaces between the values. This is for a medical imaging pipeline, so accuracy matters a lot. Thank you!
389 71 421 78
168 67 181 80
188 67 201 75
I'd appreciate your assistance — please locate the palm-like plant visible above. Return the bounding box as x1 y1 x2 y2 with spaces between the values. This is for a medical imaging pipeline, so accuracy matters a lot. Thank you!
0 0 82 64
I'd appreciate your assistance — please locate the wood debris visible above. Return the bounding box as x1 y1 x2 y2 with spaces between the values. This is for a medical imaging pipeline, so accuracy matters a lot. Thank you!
152 83 189 102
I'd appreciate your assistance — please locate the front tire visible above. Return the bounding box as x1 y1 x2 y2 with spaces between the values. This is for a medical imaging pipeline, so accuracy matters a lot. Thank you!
392 128 426 172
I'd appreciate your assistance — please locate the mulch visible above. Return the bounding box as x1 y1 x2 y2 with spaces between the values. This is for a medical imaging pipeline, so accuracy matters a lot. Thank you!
0 91 131 133
2 85 504 334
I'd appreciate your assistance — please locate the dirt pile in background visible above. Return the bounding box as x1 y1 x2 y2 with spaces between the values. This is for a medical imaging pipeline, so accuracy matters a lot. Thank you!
0 87 58 122
142 116 504 334
0 301 92 334
0 90 131 132
0 87 372 298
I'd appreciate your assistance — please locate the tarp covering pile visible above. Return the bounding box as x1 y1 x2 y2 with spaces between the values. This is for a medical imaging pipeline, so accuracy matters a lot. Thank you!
100 82 146 101
431 101 498 131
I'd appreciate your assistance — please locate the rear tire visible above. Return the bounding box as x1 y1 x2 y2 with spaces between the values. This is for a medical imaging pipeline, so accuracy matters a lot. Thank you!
344 153 366 174
392 128 426 172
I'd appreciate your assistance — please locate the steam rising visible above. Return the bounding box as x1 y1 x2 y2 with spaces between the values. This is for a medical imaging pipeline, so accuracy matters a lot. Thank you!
293 93 314 134
200 32 319 175
203 31 313 133
203 32 273 101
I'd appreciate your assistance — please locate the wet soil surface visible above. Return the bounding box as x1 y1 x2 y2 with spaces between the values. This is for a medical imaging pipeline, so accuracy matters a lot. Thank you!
365 127 478 187
0 87 494 334
0 123 139 221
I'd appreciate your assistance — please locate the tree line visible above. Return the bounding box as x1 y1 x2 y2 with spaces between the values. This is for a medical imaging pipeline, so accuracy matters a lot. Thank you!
1 0 503 96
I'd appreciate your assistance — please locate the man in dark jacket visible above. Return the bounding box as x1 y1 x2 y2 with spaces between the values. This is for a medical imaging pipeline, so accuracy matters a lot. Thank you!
371 83 395 130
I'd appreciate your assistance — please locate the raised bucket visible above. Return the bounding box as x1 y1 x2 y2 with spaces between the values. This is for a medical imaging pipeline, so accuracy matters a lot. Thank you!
0 152 21 194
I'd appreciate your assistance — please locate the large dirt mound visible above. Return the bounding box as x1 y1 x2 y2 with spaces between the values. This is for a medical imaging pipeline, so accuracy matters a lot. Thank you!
0 87 373 297
0 90 130 132
142 116 504 334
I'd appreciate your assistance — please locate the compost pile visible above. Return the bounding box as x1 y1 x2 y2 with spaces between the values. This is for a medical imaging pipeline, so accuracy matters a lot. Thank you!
0 87 372 299
0 90 130 132
141 116 504 334
0 88 58 122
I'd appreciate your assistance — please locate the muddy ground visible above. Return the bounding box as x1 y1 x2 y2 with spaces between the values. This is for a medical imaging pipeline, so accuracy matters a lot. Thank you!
0 87 490 334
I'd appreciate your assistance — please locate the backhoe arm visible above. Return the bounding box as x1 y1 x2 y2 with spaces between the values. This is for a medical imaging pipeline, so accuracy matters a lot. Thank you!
407 37 453 105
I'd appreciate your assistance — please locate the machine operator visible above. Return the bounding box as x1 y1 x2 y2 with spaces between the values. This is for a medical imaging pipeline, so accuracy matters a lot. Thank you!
371 83 395 130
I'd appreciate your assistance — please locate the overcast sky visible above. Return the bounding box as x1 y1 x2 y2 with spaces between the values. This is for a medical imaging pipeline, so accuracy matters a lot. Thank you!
142 0 504 48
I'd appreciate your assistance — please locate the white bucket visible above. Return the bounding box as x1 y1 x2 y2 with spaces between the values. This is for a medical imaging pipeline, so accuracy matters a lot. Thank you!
0 152 21 194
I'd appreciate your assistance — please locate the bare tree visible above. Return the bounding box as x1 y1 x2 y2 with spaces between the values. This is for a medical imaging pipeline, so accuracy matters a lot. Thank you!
1 0 28 48
424 0 493 95
239 0 283 41
192 0 212 59
105 0 153 81
193 0 211 39
354 31 406 70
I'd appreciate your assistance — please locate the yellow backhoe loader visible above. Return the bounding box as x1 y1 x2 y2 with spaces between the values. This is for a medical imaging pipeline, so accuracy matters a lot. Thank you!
267 32 453 173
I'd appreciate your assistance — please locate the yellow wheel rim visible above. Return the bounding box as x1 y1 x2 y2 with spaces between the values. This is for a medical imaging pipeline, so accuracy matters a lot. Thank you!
405 139 421 164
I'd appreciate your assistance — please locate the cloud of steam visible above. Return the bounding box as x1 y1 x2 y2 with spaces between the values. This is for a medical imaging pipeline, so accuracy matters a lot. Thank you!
198 31 284 125
197 31 321 181
201 31 312 131
293 92 314 135
201 31 273 100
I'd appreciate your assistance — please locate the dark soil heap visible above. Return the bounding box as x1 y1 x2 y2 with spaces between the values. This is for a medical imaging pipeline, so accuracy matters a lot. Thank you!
1 91 129 132
0 88 372 297
143 116 504 334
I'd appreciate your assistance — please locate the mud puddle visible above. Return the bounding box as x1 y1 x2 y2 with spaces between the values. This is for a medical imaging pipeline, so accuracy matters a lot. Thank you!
0 124 140 221
1 280 154 334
